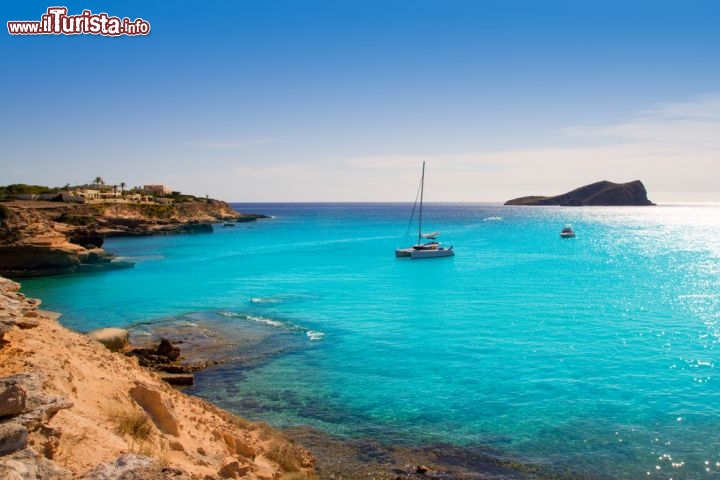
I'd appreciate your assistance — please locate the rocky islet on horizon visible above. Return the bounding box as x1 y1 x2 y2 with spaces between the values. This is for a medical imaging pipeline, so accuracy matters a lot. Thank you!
504 180 655 206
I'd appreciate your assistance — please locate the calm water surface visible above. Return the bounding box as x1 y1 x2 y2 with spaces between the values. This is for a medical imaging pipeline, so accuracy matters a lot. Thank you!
21 203 720 479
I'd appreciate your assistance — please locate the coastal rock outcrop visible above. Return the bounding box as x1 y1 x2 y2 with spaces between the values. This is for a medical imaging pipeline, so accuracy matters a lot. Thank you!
0 205 132 278
504 180 655 206
78 453 192 480
0 199 265 278
0 372 73 459
0 378 27 417
0 421 28 456
125 338 202 386
0 275 317 479
0 446 73 479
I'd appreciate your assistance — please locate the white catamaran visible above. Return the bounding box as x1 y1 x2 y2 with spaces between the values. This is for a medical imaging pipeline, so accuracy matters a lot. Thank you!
395 162 455 259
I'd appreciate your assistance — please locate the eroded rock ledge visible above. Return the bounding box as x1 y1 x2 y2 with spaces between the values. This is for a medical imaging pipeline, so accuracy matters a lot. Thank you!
0 200 266 278
0 276 316 479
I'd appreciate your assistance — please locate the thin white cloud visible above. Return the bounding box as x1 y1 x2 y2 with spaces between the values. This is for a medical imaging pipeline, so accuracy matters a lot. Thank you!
564 93 720 148
170 94 720 202
189 138 282 149
642 94 720 120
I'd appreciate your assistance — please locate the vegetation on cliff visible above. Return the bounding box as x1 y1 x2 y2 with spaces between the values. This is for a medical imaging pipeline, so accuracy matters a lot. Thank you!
0 184 59 196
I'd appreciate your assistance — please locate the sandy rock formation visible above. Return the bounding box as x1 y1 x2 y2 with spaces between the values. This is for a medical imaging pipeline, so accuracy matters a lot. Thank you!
0 204 132 278
0 276 316 479
129 383 181 437
1 447 73 479
77 453 192 479
87 328 130 353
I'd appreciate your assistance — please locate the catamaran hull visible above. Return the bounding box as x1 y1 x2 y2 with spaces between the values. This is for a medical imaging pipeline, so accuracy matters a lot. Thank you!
395 248 413 257
409 247 454 259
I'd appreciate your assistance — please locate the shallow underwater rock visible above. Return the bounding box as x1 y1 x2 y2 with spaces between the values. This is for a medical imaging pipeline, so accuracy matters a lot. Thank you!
157 339 181 361
159 373 194 386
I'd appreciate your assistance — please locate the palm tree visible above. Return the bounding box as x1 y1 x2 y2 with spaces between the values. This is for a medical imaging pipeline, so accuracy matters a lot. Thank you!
120 182 126 196
93 177 105 190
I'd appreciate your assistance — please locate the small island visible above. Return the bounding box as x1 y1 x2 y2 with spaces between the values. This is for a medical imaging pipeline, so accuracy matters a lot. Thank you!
504 180 655 206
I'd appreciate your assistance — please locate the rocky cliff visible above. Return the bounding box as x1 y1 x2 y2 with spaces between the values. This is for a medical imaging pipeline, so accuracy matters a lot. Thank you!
504 180 655 206
0 200 265 278
0 276 316 479
0 204 128 278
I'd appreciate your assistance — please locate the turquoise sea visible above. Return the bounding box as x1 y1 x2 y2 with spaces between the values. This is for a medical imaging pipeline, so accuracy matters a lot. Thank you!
20 203 720 479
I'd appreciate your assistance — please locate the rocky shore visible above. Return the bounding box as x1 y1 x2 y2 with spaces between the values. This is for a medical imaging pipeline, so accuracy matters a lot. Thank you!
1 277 566 480
0 200 266 278
0 276 316 479
121 318 564 480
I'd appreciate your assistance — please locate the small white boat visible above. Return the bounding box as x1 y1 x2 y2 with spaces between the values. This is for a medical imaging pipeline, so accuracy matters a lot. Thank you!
560 225 576 238
395 162 454 259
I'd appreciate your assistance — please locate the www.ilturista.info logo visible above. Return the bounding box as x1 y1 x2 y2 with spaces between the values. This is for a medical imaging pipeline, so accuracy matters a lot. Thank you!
7 7 150 36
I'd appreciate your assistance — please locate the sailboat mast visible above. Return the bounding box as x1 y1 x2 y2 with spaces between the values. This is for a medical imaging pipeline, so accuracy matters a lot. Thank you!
417 161 425 245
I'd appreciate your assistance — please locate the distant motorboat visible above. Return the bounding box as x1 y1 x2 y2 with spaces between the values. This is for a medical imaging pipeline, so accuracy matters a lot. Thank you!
560 225 576 238
395 162 454 259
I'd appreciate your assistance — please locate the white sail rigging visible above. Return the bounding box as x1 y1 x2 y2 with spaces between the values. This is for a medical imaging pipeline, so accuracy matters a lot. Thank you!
395 162 454 259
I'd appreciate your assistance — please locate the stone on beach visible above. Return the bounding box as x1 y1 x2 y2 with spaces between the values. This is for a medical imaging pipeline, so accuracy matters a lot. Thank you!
87 328 130 353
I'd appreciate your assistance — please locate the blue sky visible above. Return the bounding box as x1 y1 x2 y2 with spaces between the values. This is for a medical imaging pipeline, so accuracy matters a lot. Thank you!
2 1 719 202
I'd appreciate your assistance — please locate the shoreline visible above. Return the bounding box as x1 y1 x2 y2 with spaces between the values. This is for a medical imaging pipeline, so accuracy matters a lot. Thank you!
0 275 316 479
0 198 265 278
2 203 648 479
122 311 584 480
0 278 563 480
